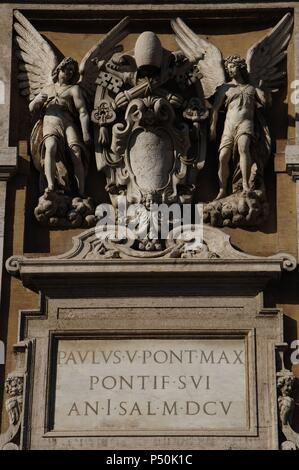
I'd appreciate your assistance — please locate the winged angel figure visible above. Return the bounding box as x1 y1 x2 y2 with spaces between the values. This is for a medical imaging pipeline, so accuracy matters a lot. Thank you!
172 14 293 227
14 11 129 227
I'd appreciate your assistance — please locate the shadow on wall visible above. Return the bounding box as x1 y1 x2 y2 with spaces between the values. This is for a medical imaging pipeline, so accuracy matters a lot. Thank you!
0 341 4 365
0 175 17 430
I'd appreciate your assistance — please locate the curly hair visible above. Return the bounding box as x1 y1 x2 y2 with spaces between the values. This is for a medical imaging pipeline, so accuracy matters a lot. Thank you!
224 55 248 73
52 57 79 84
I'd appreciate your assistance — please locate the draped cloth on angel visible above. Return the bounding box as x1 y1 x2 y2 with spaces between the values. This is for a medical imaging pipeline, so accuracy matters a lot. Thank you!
218 84 271 193
169 14 292 195
219 84 255 153
231 107 271 193
30 84 89 193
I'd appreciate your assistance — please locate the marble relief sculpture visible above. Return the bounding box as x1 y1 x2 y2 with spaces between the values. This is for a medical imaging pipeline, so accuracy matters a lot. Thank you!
13 11 293 231
0 372 24 450
29 57 91 197
14 11 129 227
276 348 299 450
92 30 208 209
171 14 293 227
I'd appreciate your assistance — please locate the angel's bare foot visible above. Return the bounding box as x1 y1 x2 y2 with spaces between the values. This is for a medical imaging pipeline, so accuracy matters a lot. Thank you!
45 185 54 193
242 183 250 192
215 189 226 200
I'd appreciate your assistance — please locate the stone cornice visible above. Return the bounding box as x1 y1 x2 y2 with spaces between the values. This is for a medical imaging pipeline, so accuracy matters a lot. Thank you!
4 2 295 12
6 225 297 291
3 1 295 4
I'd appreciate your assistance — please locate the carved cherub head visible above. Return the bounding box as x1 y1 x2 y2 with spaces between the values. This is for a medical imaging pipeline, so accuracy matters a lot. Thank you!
52 57 79 85
277 373 295 397
5 374 24 398
224 55 248 82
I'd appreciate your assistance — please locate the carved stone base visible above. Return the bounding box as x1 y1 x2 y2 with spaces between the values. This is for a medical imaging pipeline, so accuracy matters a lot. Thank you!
4 227 297 449
34 190 97 228
203 190 269 228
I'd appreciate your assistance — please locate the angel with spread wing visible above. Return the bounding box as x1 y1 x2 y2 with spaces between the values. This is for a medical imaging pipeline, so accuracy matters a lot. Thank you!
14 11 129 200
172 14 293 204
29 56 90 196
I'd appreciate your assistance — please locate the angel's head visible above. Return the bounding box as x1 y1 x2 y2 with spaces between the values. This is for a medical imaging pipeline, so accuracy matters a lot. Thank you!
224 55 248 82
52 57 79 85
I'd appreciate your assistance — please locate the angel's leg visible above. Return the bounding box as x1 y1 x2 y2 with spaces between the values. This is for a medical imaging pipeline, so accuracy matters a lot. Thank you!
69 144 85 197
216 146 231 200
66 126 86 197
237 134 252 192
44 136 57 191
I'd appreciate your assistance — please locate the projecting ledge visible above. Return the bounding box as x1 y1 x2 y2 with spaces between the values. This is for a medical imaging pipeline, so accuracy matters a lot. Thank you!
5 226 296 290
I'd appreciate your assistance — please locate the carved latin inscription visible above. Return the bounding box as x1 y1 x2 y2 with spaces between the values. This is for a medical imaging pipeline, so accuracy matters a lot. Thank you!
52 338 247 433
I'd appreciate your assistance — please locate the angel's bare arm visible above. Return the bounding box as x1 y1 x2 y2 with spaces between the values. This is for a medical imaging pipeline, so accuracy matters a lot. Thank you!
255 85 271 108
210 86 226 140
29 92 48 113
72 86 91 145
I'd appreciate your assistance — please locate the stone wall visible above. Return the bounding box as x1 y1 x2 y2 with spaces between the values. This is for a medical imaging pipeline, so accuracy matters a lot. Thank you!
0 1 299 444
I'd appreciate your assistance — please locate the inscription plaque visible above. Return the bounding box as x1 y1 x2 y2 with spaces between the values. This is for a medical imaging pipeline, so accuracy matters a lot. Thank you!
52 338 247 433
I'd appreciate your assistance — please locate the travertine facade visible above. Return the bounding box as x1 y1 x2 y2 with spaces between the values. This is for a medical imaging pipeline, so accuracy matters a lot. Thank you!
0 1 299 450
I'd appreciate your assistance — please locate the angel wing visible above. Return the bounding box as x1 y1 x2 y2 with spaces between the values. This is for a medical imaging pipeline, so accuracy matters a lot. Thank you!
171 17 226 99
246 13 293 92
78 16 130 105
14 10 60 101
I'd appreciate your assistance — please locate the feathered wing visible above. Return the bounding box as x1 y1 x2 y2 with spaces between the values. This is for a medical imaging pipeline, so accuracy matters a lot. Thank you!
78 16 130 106
243 13 293 183
246 13 293 92
171 17 226 98
14 10 60 101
